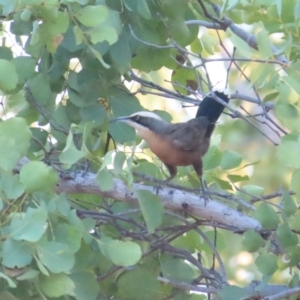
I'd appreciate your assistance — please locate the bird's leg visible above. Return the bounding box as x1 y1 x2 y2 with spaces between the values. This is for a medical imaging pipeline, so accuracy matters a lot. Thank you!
154 164 177 195
199 176 211 204
193 161 210 203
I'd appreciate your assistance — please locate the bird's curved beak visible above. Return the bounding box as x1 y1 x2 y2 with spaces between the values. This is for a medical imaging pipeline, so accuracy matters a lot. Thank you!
109 116 131 123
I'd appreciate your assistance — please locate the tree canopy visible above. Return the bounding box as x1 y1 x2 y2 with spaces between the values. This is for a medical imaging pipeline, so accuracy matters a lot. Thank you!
0 0 300 299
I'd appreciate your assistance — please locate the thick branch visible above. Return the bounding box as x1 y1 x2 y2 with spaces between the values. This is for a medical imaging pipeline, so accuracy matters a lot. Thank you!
54 170 261 231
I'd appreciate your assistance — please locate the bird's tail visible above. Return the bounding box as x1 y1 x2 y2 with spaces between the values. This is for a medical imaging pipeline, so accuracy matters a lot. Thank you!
196 91 229 122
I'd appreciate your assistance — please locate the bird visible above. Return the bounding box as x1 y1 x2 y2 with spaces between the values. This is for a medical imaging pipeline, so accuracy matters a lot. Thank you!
110 91 229 193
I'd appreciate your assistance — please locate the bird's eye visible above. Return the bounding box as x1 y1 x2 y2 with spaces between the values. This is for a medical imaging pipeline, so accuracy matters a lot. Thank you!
134 115 140 121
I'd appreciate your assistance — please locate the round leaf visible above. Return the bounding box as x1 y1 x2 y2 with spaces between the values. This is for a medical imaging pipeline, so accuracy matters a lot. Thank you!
76 5 108 27
10 207 48 242
0 117 32 171
40 273 76 298
2 239 32 268
277 223 298 249
117 268 164 300
37 241 75 273
255 203 280 229
242 230 265 252
0 59 18 91
255 253 277 276
136 189 164 234
98 237 142 267
221 150 242 170
20 161 58 193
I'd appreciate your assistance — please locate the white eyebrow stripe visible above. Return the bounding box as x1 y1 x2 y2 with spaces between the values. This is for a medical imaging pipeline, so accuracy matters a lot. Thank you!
130 111 163 121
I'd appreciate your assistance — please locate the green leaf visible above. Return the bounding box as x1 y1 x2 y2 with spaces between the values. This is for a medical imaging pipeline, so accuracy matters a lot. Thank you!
0 0 16 16
277 223 298 248
20 8 32 22
136 190 164 233
160 257 195 282
54 223 82 254
30 20 40 46
257 30 273 58
73 25 84 45
282 191 297 217
0 173 24 199
27 73 55 106
109 30 132 66
98 237 142 267
16 269 39 280
255 253 278 276
0 47 13 60
2 239 32 268
20 161 58 193
228 28 254 58
242 230 265 252
0 59 18 92
40 273 76 298
6 92 26 111
201 33 219 55
29 128 48 152
221 150 242 170
47 11 69 36
290 212 300 231
171 67 198 95
59 125 85 165
35 256 49 276
227 174 249 183
255 203 280 229
295 0 300 20
89 25 118 45
238 184 264 201
10 207 48 242
37 241 75 273
76 5 108 27
291 169 300 196
80 104 106 127
203 145 222 170
88 45 110 69
0 272 17 288
277 140 300 168
109 122 136 143
0 117 31 171
137 0 151 19
96 168 114 191
117 268 164 300
70 271 100 300
114 151 126 174
218 285 252 300
12 56 36 85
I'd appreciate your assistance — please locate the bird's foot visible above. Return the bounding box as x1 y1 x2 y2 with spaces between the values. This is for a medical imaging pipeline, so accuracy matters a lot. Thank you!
153 178 172 195
197 178 211 205
153 183 164 195
200 188 210 205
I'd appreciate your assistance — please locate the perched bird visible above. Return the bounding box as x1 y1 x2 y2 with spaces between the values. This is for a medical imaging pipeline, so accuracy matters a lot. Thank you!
110 92 229 190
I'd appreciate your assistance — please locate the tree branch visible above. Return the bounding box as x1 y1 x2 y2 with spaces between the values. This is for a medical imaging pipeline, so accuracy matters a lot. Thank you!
53 169 262 231
191 1 288 65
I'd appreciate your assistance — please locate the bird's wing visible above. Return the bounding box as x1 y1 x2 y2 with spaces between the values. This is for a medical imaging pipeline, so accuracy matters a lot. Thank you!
168 118 209 152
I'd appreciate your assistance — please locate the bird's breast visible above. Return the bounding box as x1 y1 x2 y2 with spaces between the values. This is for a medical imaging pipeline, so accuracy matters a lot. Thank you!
137 128 199 167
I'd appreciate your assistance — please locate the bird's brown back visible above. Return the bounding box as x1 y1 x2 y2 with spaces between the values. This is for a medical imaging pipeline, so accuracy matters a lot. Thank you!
144 117 211 167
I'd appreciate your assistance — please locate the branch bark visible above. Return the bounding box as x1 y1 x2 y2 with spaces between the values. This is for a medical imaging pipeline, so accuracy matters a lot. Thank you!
53 169 261 231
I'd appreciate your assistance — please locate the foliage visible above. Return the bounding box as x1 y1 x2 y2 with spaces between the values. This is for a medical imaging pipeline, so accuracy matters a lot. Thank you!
0 0 299 299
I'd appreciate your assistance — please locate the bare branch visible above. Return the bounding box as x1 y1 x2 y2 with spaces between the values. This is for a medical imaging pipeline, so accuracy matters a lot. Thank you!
210 3 288 65
53 169 262 231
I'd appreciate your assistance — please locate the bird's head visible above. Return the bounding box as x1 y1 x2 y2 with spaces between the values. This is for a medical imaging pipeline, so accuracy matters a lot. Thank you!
110 111 167 138
111 111 164 129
